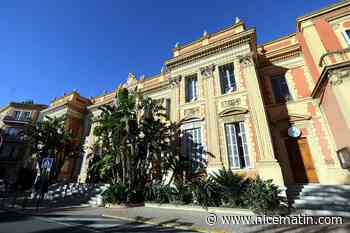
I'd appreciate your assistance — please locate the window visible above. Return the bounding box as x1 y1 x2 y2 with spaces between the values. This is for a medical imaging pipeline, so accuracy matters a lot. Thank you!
22 111 31 120
13 111 31 121
14 111 21 120
219 63 236 94
342 29 350 47
225 122 250 169
185 74 198 102
271 75 292 103
183 127 204 170
165 98 171 120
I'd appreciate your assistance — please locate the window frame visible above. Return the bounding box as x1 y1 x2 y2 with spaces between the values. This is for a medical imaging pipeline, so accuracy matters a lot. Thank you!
270 75 293 104
342 29 350 47
219 63 237 95
185 74 198 103
224 121 251 170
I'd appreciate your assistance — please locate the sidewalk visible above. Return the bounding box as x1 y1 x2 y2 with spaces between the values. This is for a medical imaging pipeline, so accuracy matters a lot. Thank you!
101 206 350 233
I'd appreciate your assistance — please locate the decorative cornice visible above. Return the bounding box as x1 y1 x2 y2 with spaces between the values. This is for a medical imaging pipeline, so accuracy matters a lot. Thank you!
165 29 255 69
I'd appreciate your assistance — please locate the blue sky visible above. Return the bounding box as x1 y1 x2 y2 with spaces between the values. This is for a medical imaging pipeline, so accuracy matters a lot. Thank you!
0 0 337 106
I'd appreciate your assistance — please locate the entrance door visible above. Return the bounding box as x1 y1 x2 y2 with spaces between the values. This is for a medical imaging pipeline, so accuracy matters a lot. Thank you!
285 138 318 183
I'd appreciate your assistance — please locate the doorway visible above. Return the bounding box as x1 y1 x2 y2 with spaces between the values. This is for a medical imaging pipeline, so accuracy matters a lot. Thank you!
285 138 318 183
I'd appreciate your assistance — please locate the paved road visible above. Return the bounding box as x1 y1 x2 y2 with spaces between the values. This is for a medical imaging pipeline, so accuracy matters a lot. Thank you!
0 209 198 233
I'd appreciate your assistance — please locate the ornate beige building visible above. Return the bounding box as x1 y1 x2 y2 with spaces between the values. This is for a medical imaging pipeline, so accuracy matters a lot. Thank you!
2 1 350 188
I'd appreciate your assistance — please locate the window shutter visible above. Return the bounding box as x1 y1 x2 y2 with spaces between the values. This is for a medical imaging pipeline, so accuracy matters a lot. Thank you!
225 124 240 168
229 64 237 92
239 122 250 168
193 78 197 100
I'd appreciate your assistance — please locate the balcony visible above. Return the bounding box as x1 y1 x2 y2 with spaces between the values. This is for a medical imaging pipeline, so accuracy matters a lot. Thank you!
2 115 32 125
319 47 350 68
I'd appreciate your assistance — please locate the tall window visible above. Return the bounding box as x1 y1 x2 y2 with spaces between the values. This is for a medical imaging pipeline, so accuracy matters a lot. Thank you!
219 63 236 94
22 111 31 120
165 98 171 120
185 74 198 102
343 29 350 47
14 111 21 120
183 127 204 170
271 75 292 103
225 122 250 169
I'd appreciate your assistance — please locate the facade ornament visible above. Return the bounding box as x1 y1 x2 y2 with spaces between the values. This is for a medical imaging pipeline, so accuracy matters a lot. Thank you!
221 98 241 108
329 68 350 86
184 107 200 117
174 42 180 50
123 72 138 87
140 74 145 81
160 64 169 75
237 53 254 66
169 75 182 88
203 30 209 39
235 17 241 24
199 64 216 79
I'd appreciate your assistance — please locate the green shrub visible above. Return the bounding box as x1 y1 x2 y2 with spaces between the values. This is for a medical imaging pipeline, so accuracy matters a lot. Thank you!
242 176 282 214
211 169 247 207
190 178 221 208
102 183 128 204
145 183 177 204
172 182 193 204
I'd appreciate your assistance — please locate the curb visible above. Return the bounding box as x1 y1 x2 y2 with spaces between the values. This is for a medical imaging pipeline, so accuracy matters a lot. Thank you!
145 203 254 215
102 214 228 233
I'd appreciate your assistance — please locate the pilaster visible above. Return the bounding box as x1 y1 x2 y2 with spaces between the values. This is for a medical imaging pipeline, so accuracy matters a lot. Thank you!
238 53 285 185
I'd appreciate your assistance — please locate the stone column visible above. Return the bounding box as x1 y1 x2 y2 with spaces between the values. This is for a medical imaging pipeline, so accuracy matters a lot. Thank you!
199 64 223 173
238 53 285 185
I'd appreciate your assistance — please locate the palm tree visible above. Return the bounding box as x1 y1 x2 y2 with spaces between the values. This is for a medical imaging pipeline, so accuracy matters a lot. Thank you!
25 116 81 182
92 87 173 199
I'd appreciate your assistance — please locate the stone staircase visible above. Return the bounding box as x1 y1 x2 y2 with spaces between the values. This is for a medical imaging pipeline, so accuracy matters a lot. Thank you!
3 183 109 208
287 184 350 217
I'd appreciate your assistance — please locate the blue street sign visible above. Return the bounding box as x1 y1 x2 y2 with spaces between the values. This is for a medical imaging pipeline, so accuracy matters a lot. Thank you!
42 158 54 169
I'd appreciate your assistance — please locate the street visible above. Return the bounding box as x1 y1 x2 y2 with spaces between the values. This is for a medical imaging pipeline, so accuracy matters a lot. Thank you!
0 209 197 233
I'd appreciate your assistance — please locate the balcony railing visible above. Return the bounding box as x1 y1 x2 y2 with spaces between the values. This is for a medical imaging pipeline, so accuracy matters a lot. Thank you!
319 47 350 67
2 115 32 124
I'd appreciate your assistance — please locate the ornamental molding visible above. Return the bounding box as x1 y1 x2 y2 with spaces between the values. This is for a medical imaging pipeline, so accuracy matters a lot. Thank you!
237 52 254 67
184 107 201 118
329 68 350 86
199 64 216 79
221 98 241 108
168 75 182 88
219 106 248 117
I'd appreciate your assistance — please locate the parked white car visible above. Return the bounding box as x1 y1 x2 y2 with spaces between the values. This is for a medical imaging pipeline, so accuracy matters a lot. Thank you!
0 179 6 192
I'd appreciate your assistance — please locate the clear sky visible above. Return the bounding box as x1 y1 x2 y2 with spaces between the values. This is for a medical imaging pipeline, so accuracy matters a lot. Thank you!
0 0 338 106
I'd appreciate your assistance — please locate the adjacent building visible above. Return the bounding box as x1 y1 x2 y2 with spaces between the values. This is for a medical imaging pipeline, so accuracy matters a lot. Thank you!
0 102 47 182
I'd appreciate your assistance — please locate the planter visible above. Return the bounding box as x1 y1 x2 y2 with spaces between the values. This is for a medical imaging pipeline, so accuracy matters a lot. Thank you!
145 202 254 215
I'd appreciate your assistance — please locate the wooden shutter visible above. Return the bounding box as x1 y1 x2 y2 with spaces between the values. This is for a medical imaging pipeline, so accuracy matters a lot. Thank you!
225 123 240 168
239 122 250 168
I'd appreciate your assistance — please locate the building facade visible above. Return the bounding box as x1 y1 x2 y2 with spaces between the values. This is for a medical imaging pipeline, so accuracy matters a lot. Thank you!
2 1 350 187
0 102 47 182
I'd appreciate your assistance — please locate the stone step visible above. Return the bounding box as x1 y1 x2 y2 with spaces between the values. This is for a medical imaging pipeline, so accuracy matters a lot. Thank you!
293 202 350 212
301 209 350 218
294 197 350 207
